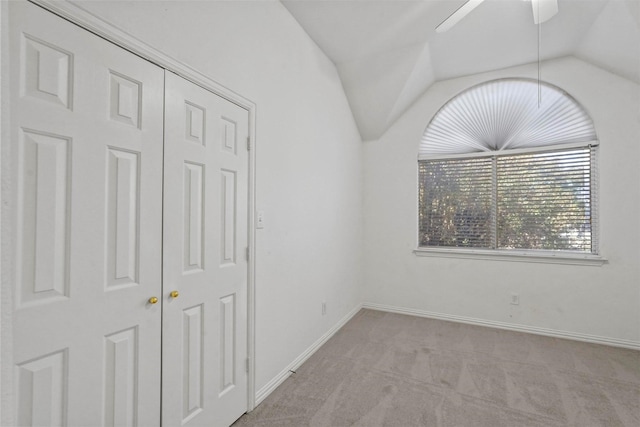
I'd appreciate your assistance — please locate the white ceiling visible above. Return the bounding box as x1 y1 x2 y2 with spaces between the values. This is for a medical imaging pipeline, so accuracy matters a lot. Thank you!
281 0 640 140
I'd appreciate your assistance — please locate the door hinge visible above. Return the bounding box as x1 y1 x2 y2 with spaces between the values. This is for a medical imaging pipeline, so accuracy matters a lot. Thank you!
246 357 250 373
246 136 251 151
246 247 250 262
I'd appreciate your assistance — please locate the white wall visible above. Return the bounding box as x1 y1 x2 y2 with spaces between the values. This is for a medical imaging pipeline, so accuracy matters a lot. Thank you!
0 3 7 423
363 56 640 345
69 0 363 394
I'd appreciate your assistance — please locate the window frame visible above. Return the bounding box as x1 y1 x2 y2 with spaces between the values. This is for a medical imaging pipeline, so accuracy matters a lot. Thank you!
415 78 606 266
415 142 606 266
412 246 606 266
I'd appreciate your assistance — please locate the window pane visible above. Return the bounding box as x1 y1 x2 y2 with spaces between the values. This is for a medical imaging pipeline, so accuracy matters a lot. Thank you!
419 158 493 248
496 148 592 251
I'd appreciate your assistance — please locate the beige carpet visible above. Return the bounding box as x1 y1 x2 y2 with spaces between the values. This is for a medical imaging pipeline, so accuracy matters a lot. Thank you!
234 309 640 426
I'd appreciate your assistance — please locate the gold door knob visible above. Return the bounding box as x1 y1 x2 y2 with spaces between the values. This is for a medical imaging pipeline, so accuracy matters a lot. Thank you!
170 290 179 299
148 296 159 304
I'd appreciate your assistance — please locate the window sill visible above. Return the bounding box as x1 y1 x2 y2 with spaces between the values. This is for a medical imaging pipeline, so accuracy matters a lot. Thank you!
413 248 607 266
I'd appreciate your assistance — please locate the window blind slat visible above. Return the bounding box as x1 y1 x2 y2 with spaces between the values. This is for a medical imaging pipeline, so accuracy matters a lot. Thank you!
497 148 592 251
419 157 494 248
419 147 595 253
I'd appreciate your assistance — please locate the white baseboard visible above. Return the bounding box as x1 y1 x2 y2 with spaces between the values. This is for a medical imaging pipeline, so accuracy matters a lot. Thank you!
363 302 640 351
254 304 363 406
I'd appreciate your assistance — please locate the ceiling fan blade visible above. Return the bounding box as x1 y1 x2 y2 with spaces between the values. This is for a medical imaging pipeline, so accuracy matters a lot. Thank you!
532 0 558 24
436 0 486 33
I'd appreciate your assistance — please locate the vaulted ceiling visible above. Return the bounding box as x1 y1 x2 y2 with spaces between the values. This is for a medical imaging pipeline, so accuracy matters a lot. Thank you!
281 0 640 140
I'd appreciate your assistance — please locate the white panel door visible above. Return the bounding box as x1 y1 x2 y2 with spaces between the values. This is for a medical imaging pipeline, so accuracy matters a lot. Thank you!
163 71 249 427
9 2 164 425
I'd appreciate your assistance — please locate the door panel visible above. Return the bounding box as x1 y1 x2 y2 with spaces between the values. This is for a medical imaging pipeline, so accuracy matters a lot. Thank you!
10 4 250 426
163 71 249 427
9 2 164 425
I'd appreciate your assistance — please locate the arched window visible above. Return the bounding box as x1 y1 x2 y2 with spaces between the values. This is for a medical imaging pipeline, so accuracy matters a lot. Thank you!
417 79 599 257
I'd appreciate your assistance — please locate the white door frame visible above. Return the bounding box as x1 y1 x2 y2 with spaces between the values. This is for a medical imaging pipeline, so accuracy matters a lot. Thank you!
0 1 258 423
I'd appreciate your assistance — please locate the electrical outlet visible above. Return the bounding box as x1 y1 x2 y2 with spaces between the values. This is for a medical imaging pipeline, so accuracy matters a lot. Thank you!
321 302 327 315
510 293 520 305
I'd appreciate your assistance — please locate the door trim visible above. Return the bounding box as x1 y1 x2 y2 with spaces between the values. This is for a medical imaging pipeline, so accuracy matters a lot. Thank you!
2 0 258 418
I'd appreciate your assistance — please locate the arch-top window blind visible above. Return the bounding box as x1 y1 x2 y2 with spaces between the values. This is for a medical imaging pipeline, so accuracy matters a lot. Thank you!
418 79 599 254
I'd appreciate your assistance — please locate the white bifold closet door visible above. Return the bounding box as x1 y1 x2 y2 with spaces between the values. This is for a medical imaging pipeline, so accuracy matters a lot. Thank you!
162 71 249 427
9 2 164 425
8 2 249 426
